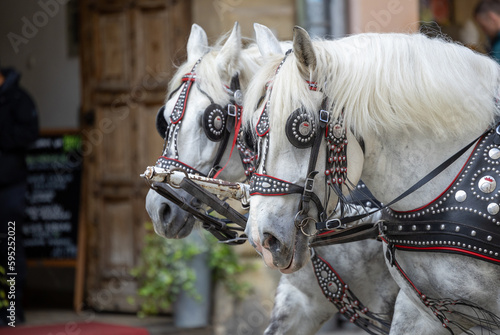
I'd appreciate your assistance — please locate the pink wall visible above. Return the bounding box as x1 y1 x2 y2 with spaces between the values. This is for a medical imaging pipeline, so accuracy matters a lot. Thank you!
349 0 420 33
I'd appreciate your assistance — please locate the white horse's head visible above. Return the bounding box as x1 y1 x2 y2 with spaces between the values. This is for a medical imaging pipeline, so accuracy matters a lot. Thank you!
145 23 287 239
243 27 365 273
146 23 258 238
244 26 500 274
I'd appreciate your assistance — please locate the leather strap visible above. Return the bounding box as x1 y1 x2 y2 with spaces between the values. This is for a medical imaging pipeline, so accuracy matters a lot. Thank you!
178 177 247 229
310 223 380 247
316 128 486 231
151 181 246 245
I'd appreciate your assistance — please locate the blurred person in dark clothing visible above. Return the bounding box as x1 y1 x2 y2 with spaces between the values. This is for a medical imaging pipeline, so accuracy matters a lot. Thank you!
475 0 500 63
0 64 38 326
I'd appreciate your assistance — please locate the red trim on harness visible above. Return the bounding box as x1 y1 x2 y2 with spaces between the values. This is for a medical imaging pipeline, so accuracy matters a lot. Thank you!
307 80 318 91
392 137 482 214
171 74 196 124
379 236 424 295
158 156 200 173
213 104 243 179
255 103 269 137
250 192 291 196
394 244 500 264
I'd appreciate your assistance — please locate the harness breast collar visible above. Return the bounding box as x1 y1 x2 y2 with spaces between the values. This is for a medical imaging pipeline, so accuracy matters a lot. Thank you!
381 125 500 265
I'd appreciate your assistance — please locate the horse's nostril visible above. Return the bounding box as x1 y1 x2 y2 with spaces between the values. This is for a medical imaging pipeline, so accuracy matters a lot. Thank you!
162 204 172 222
263 232 282 254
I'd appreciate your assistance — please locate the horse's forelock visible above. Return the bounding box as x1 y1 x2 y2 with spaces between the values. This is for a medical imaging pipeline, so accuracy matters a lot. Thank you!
166 43 262 106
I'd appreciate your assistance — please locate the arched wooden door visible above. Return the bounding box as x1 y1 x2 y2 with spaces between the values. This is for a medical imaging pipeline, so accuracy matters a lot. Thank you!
78 0 191 311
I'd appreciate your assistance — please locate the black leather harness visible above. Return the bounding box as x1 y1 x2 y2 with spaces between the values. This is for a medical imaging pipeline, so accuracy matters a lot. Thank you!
151 56 255 244
381 125 500 265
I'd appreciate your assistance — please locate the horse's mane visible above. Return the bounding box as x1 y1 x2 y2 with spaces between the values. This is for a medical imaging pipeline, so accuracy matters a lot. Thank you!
166 36 261 104
245 33 500 142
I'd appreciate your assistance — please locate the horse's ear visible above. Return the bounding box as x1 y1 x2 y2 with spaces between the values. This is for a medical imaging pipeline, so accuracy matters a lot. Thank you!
293 26 316 76
187 24 208 63
216 22 242 76
254 23 282 57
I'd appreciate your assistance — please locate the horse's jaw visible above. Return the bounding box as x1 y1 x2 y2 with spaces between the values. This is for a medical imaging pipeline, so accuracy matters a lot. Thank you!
246 196 311 273
276 230 310 274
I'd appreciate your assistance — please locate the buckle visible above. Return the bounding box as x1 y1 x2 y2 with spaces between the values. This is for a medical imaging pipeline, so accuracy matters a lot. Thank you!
319 110 329 123
227 104 237 117
325 218 342 230
304 177 315 193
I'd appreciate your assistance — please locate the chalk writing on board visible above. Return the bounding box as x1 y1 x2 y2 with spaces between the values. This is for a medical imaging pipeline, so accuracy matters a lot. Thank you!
24 134 82 259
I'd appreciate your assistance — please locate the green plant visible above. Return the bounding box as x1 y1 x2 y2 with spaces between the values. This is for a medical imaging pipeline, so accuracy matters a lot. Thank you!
130 223 250 317
209 239 252 300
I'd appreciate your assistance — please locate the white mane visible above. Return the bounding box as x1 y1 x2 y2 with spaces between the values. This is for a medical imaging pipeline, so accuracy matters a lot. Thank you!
167 39 262 104
245 33 500 141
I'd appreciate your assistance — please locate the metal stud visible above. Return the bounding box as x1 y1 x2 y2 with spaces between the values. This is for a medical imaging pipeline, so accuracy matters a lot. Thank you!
471 230 477 237
489 147 500 160
455 190 467 202
478 176 497 194
487 203 500 215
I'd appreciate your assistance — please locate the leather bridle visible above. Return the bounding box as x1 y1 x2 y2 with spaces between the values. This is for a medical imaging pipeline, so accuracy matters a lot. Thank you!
249 51 354 236
151 56 255 244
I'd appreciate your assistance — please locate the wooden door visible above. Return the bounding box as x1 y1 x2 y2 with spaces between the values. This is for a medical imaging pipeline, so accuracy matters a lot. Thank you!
79 0 191 312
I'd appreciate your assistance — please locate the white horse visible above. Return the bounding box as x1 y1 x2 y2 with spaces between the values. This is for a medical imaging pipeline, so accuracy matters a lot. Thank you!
145 23 398 334
243 26 500 335
145 22 259 239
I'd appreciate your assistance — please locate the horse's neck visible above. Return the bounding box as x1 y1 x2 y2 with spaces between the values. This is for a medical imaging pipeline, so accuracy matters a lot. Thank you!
361 128 481 211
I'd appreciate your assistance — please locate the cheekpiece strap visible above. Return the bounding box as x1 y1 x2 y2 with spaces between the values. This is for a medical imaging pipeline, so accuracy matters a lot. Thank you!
255 50 293 137
324 110 348 187
255 103 270 137
170 58 202 124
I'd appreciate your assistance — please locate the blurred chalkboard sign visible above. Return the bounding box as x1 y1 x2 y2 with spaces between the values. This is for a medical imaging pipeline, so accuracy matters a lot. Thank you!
24 132 82 260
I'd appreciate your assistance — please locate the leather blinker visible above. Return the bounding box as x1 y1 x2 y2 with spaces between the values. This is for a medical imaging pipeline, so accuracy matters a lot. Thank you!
202 103 227 142
156 105 169 139
285 107 317 148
